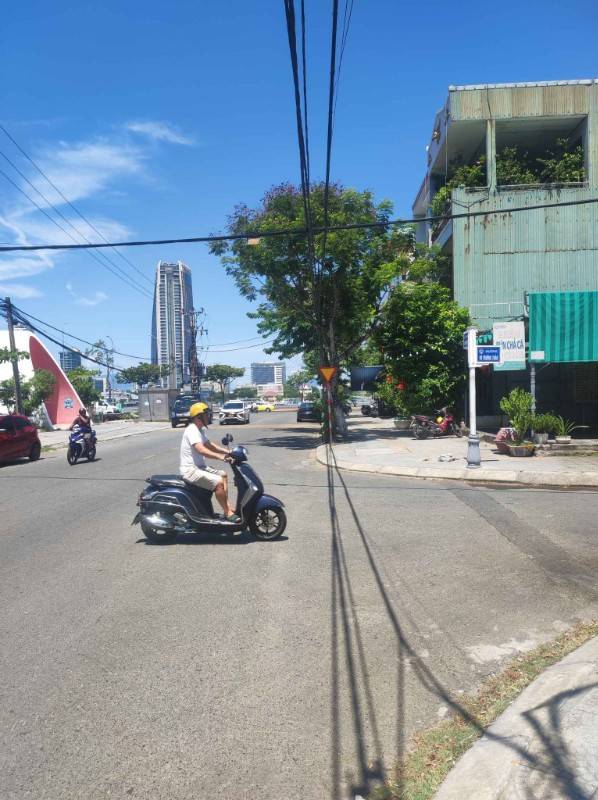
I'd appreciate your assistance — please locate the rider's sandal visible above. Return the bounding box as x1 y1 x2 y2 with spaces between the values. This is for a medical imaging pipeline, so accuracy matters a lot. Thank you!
226 513 241 523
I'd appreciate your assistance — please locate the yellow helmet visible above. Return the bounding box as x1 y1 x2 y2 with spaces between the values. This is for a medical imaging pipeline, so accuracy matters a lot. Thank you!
189 402 209 418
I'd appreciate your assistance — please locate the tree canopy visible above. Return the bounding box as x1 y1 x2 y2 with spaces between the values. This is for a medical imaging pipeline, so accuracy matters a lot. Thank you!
204 364 245 400
0 347 30 365
211 183 414 374
116 363 169 388
67 367 101 407
372 283 470 413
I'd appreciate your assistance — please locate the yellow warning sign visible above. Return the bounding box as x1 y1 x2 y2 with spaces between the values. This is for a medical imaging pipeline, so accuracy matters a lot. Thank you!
318 366 337 383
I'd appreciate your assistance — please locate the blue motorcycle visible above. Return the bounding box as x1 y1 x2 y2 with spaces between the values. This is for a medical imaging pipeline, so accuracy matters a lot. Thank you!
67 426 97 465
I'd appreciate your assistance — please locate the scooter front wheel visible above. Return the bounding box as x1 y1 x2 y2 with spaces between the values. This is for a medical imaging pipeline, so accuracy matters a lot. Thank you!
249 506 287 541
67 446 78 465
87 445 96 461
414 424 430 440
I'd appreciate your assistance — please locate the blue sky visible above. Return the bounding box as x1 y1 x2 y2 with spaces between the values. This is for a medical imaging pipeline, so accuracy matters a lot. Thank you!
2 0 597 381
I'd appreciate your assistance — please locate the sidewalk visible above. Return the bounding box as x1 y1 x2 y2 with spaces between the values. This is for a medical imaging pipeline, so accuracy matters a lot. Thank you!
434 635 598 799
40 419 172 451
316 417 598 488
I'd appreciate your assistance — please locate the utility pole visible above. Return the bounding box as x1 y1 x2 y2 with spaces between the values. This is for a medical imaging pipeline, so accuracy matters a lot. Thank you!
186 308 206 393
5 297 24 414
105 336 114 402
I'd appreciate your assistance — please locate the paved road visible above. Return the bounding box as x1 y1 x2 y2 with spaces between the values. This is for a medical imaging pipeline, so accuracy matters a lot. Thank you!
2 412 598 800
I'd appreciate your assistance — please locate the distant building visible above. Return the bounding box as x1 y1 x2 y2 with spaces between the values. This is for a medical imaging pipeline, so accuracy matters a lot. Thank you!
151 260 194 389
251 362 286 386
59 349 82 372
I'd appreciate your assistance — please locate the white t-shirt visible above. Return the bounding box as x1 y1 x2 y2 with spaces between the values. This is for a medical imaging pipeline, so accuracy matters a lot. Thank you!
180 424 210 472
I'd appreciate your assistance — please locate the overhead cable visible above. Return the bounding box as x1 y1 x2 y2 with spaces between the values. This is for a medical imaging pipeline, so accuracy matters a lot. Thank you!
0 166 153 298
2 195 598 253
0 148 153 299
0 124 153 287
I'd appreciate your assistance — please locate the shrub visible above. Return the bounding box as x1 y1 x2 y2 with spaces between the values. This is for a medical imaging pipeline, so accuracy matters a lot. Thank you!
499 388 533 443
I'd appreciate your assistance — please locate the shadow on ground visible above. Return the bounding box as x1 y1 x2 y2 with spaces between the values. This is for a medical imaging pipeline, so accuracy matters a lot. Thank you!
324 446 598 800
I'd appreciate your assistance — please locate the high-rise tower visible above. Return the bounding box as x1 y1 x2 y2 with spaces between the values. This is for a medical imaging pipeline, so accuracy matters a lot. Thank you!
151 260 194 389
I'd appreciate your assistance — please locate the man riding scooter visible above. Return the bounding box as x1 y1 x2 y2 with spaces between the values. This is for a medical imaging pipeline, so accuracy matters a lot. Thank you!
179 402 241 523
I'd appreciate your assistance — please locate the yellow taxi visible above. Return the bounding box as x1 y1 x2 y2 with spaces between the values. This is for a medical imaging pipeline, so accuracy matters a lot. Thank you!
255 402 275 412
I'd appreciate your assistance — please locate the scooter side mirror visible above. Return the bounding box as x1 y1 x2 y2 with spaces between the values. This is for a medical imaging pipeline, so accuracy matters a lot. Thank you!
222 434 233 446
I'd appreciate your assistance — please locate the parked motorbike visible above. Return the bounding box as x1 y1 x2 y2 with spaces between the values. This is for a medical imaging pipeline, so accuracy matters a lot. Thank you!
361 401 378 417
411 407 463 440
132 434 287 544
67 426 97 464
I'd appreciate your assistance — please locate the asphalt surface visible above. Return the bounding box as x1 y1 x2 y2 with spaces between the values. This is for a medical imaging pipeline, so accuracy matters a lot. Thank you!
2 412 598 800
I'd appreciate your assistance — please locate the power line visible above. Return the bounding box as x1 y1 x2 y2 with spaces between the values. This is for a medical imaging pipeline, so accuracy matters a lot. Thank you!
0 124 153 287
0 148 153 299
0 300 130 372
7 300 278 361
6 302 150 360
2 195 598 253
0 166 153 298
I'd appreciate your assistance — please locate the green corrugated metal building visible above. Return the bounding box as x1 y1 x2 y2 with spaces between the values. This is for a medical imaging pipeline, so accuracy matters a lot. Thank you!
413 80 598 431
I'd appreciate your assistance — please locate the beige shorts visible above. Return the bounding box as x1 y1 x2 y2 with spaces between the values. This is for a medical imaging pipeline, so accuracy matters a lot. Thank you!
182 465 226 490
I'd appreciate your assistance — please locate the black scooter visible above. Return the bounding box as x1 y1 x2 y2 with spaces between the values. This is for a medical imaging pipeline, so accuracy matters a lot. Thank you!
132 435 286 544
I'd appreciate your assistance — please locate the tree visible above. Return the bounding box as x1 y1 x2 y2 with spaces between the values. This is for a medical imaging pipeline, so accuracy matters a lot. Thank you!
231 386 257 399
372 283 470 414
116 362 170 390
211 183 412 433
0 369 56 416
0 347 29 364
22 369 56 416
204 364 245 401
67 367 101 407
0 378 20 411
284 368 315 398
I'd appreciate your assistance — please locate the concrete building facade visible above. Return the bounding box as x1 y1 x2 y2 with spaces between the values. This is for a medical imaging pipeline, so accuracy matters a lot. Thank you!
413 79 598 429
59 349 82 372
151 261 194 390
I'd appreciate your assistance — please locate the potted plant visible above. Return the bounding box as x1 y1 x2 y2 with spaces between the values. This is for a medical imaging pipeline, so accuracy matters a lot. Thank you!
499 388 535 457
532 413 558 445
553 415 588 444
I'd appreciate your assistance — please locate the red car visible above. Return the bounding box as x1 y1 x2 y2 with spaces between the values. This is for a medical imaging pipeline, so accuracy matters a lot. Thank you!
0 414 41 463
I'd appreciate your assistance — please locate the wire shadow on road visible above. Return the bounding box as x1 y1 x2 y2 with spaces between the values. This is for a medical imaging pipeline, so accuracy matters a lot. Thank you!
326 445 596 799
326 449 387 799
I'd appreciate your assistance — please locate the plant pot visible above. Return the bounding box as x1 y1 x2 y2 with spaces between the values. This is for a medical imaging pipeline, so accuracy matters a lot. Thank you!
555 435 572 444
533 432 549 445
507 443 536 457
393 417 411 430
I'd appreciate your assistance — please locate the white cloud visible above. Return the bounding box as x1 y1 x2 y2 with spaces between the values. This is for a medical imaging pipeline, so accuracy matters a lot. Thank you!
24 139 145 208
126 120 195 146
0 283 42 298
66 282 108 306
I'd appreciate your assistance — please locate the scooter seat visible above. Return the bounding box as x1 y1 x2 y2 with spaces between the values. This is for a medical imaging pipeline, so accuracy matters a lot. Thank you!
148 474 187 488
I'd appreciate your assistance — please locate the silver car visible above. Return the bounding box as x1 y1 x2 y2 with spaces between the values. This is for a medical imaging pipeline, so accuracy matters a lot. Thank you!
219 401 251 425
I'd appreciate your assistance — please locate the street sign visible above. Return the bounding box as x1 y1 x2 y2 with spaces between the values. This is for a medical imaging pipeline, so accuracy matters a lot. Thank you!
476 345 501 363
319 366 337 383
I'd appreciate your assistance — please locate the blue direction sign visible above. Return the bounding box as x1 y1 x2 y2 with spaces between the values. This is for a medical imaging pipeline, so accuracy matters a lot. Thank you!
477 345 501 363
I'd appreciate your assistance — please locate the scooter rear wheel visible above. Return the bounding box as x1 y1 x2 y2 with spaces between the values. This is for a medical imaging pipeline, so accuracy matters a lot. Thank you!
414 424 430 440
140 517 177 545
249 506 287 540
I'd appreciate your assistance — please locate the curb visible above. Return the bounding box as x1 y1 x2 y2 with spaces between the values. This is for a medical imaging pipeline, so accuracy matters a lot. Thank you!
434 635 598 799
315 445 598 488
41 424 172 453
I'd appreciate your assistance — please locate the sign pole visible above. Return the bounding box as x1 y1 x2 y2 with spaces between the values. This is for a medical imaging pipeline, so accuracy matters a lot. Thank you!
466 326 481 468
318 366 338 446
